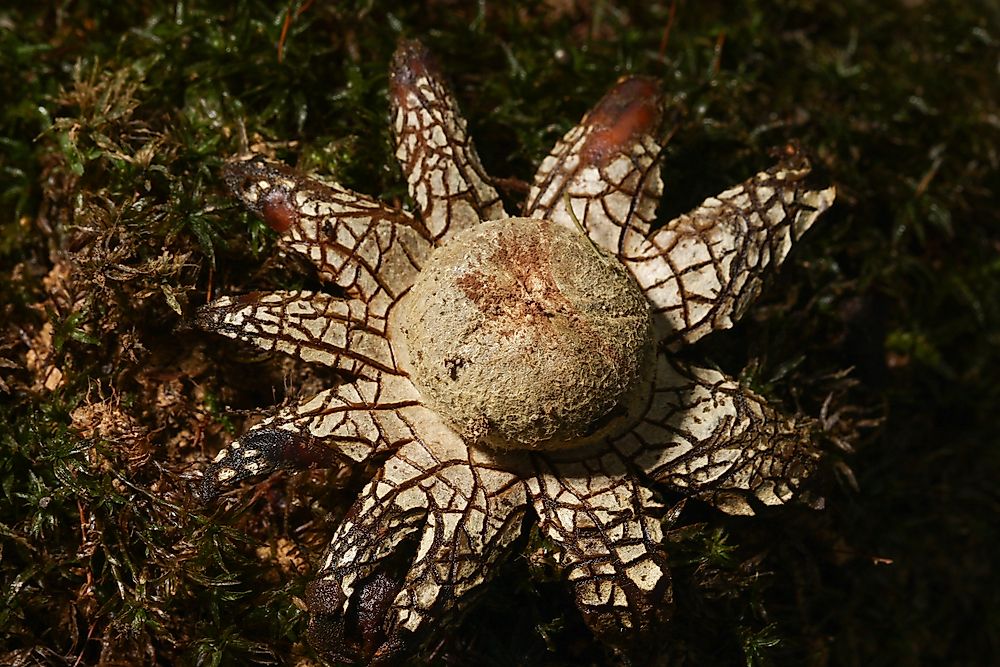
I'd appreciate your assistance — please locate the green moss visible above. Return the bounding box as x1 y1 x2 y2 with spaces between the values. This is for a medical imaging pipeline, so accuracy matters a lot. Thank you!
2 1 999 665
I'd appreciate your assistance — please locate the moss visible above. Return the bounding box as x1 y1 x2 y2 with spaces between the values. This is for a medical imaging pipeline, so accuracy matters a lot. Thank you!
1 0 999 665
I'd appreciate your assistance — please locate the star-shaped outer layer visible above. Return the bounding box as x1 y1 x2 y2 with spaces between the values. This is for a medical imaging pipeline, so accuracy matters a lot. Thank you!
197 39 835 663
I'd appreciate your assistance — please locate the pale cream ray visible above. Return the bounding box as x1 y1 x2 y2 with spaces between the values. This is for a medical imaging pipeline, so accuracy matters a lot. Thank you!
623 152 835 347
223 157 434 319
200 373 422 498
308 433 527 658
527 445 671 641
390 39 506 241
612 355 820 516
197 290 397 379
526 77 664 256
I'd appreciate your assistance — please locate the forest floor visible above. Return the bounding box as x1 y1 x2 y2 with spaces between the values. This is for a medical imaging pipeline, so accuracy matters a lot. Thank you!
2 1 999 665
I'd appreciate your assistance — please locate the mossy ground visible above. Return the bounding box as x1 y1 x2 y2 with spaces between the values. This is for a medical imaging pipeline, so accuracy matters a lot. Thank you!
2 1 998 665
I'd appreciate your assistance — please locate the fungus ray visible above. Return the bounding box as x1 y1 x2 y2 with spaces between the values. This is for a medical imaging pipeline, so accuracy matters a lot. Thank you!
527 446 672 641
622 151 836 347
307 437 526 660
196 291 398 379
222 156 434 319
389 39 507 241
526 76 664 256
613 356 821 516
200 373 423 498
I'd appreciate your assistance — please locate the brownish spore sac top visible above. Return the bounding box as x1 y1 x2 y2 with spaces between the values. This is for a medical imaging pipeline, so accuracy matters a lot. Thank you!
398 217 653 451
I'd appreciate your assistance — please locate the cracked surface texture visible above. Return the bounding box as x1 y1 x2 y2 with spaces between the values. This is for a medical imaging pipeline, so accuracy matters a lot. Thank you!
197 37 835 664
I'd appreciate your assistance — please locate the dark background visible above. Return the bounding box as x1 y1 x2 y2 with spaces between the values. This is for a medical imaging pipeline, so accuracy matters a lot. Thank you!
1 1 998 665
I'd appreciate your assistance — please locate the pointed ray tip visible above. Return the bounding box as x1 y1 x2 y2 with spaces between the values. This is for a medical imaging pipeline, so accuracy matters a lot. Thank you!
222 155 273 210
820 184 837 208
772 140 813 173
582 76 663 165
191 302 219 332
221 153 269 185
198 466 224 502
390 38 436 90
801 184 837 217
222 156 300 233
775 143 836 211
192 293 249 332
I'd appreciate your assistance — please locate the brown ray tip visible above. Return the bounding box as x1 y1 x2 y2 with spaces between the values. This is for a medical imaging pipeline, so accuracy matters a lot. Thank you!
259 189 297 233
222 156 300 233
581 76 663 165
390 38 440 93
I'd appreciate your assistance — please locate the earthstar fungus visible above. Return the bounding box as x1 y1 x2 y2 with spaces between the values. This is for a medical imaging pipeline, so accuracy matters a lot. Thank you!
197 38 835 663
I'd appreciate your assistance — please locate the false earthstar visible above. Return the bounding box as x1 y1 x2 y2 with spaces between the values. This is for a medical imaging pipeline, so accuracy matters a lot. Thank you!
197 39 835 663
